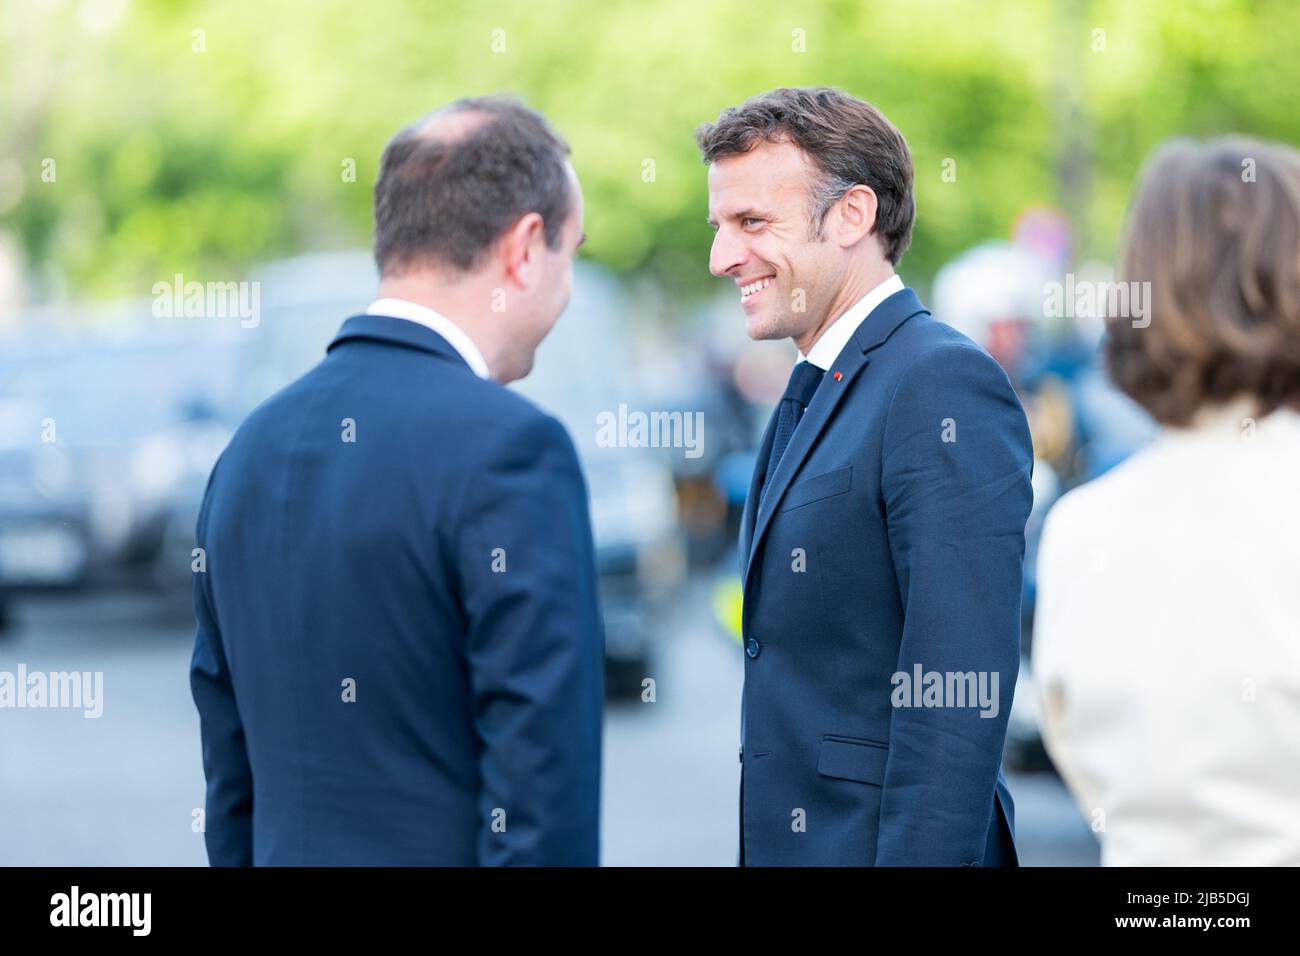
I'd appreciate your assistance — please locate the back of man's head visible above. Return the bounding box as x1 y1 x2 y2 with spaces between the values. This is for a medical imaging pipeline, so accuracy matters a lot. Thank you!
373 96 573 278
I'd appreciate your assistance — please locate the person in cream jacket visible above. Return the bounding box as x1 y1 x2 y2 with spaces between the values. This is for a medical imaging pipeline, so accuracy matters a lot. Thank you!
1034 135 1300 867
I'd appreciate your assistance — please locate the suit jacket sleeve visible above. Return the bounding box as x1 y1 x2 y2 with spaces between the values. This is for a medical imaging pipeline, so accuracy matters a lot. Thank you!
457 412 605 866
188 456 255 866
876 342 1033 865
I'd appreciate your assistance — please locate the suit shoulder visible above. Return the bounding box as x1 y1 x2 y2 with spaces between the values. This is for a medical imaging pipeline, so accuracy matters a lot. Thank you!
441 378 579 472
461 377 570 439
881 314 1031 454
887 320 1014 399
890 312 1002 372
219 368 316 457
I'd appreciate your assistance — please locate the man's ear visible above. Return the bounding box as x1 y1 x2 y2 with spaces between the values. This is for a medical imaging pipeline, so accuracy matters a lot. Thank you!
835 184 879 249
500 212 546 288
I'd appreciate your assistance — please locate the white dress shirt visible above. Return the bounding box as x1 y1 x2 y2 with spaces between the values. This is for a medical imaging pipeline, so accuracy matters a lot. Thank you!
800 273 905 370
1033 399 1300 865
366 297 489 379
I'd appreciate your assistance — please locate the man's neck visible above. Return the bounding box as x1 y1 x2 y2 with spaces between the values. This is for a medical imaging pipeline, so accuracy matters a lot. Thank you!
794 262 896 356
376 275 501 378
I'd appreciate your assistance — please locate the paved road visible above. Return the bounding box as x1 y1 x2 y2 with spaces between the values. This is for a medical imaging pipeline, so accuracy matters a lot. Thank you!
0 585 1098 866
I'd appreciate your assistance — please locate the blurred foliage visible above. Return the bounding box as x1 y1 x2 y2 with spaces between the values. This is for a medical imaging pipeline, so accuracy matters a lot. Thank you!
0 0 1293 304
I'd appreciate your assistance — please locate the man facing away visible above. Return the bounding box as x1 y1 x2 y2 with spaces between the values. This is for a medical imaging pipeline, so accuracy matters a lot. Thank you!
700 87 1033 866
190 97 604 865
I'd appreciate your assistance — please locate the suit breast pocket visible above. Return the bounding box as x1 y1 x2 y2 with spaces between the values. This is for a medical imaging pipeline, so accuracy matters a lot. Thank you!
781 465 852 513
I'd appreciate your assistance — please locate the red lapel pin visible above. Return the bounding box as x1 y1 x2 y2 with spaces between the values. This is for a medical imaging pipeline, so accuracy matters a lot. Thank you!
833 370 843 381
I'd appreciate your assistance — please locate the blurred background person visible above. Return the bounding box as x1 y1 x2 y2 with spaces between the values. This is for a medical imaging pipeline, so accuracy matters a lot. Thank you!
1033 135 1300 866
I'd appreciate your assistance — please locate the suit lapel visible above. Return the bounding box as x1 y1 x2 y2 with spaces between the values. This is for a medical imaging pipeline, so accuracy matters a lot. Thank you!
742 348 868 586
741 288 929 588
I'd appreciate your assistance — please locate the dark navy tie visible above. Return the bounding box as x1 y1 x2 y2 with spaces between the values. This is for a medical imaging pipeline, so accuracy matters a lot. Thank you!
763 361 825 493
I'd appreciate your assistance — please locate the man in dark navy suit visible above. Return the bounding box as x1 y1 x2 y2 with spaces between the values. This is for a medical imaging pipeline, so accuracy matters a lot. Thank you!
190 97 603 865
700 88 1033 866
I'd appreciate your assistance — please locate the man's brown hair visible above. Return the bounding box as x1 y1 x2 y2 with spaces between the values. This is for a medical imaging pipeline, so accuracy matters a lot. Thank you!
1106 136 1300 426
696 86 915 264
374 96 572 277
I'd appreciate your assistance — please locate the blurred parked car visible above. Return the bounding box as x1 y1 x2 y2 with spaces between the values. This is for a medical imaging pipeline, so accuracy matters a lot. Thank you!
0 336 237 623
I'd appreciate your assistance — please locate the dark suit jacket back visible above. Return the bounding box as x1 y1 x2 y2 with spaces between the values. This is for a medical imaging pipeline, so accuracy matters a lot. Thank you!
190 314 604 865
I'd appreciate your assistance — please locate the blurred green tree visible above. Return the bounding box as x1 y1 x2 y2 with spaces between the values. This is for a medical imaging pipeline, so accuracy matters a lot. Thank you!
0 0 1293 306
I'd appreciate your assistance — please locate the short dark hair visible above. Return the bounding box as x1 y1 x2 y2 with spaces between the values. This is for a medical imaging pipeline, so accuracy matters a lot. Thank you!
695 87 915 264
1106 136 1300 426
374 96 572 276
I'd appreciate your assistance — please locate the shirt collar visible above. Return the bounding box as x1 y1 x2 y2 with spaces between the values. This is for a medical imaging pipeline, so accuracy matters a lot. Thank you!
799 273 905 370
366 297 490 379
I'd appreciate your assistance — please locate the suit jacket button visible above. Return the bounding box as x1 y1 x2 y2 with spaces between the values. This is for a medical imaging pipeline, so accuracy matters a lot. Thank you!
745 638 760 658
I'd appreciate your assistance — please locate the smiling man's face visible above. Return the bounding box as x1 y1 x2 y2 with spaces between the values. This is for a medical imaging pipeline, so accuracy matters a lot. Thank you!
707 138 844 344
